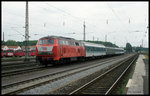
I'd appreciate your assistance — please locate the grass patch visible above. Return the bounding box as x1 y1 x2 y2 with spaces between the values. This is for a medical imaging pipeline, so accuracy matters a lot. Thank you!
144 55 148 60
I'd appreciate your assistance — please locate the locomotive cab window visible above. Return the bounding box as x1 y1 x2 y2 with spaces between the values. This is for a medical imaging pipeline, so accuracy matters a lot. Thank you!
47 39 54 44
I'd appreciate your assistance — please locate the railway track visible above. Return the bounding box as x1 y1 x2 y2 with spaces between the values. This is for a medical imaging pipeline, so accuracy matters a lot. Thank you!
2 60 36 69
69 54 138 95
2 59 36 65
2 64 43 77
1 54 124 77
2 60 39 77
1 57 36 62
2 54 134 95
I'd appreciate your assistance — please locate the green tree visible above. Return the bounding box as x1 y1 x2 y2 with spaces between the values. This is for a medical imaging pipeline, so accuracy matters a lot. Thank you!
1 41 5 45
86 40 119 47
125 43 132 53
5 40 18 46
22 40 38 46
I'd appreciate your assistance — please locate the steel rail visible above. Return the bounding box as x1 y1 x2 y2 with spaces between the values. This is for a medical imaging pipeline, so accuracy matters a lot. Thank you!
2 54 129 95
69 54 138 95
2 65 42 77
105 54 138 94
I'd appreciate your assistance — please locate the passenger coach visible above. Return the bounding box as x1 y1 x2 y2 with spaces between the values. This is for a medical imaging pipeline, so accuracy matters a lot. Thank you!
83 42 106 57
106 47 125 55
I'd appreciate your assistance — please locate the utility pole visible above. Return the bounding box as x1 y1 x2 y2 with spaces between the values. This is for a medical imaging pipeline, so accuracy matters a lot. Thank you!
83 21 86 41
141 39 143 53
93 36 94 41
24 1 29 61
105 35 107 42
105 19 108 42
142 39 143 47
3 32 4 42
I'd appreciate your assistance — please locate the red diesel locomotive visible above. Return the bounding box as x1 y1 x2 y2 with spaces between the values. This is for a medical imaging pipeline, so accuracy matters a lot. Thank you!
5 49 14 57
14 49 25 57
30 49 36 56
1 49 4 57
36 36 85 66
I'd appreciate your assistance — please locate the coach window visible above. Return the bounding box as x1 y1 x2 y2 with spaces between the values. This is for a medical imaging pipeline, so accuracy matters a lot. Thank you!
47 39 54 44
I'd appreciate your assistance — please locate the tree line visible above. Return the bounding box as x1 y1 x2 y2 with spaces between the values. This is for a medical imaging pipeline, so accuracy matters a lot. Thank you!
86 40 119 48
2 40 119 47
1 40 38 47
1 40 148 53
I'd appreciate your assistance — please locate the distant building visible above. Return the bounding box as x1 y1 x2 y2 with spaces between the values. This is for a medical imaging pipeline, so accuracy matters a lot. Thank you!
7 46 21 50
2 45 8 50
1 45 21 50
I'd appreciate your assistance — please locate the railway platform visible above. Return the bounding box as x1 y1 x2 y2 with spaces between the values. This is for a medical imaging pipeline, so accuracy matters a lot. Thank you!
126 54 149 95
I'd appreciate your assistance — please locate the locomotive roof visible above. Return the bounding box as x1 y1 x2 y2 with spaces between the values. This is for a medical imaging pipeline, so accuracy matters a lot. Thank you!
40 35 75 40
83 42 106 48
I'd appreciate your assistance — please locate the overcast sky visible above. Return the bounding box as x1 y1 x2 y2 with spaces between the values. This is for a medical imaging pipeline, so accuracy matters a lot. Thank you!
2 1 149 47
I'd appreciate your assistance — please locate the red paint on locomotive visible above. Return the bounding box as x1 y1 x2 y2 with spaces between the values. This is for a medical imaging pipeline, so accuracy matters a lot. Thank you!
5 49 14 57
14 49 25 57
36 36 85 65
1 49 4 57
30 49 36 56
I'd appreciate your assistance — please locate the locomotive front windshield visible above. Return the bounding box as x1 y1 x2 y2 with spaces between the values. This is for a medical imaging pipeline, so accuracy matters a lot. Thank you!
38 39 45 45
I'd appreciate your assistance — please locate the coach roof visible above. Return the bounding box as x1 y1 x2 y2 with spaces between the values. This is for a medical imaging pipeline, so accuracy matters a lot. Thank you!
83 42 106 48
